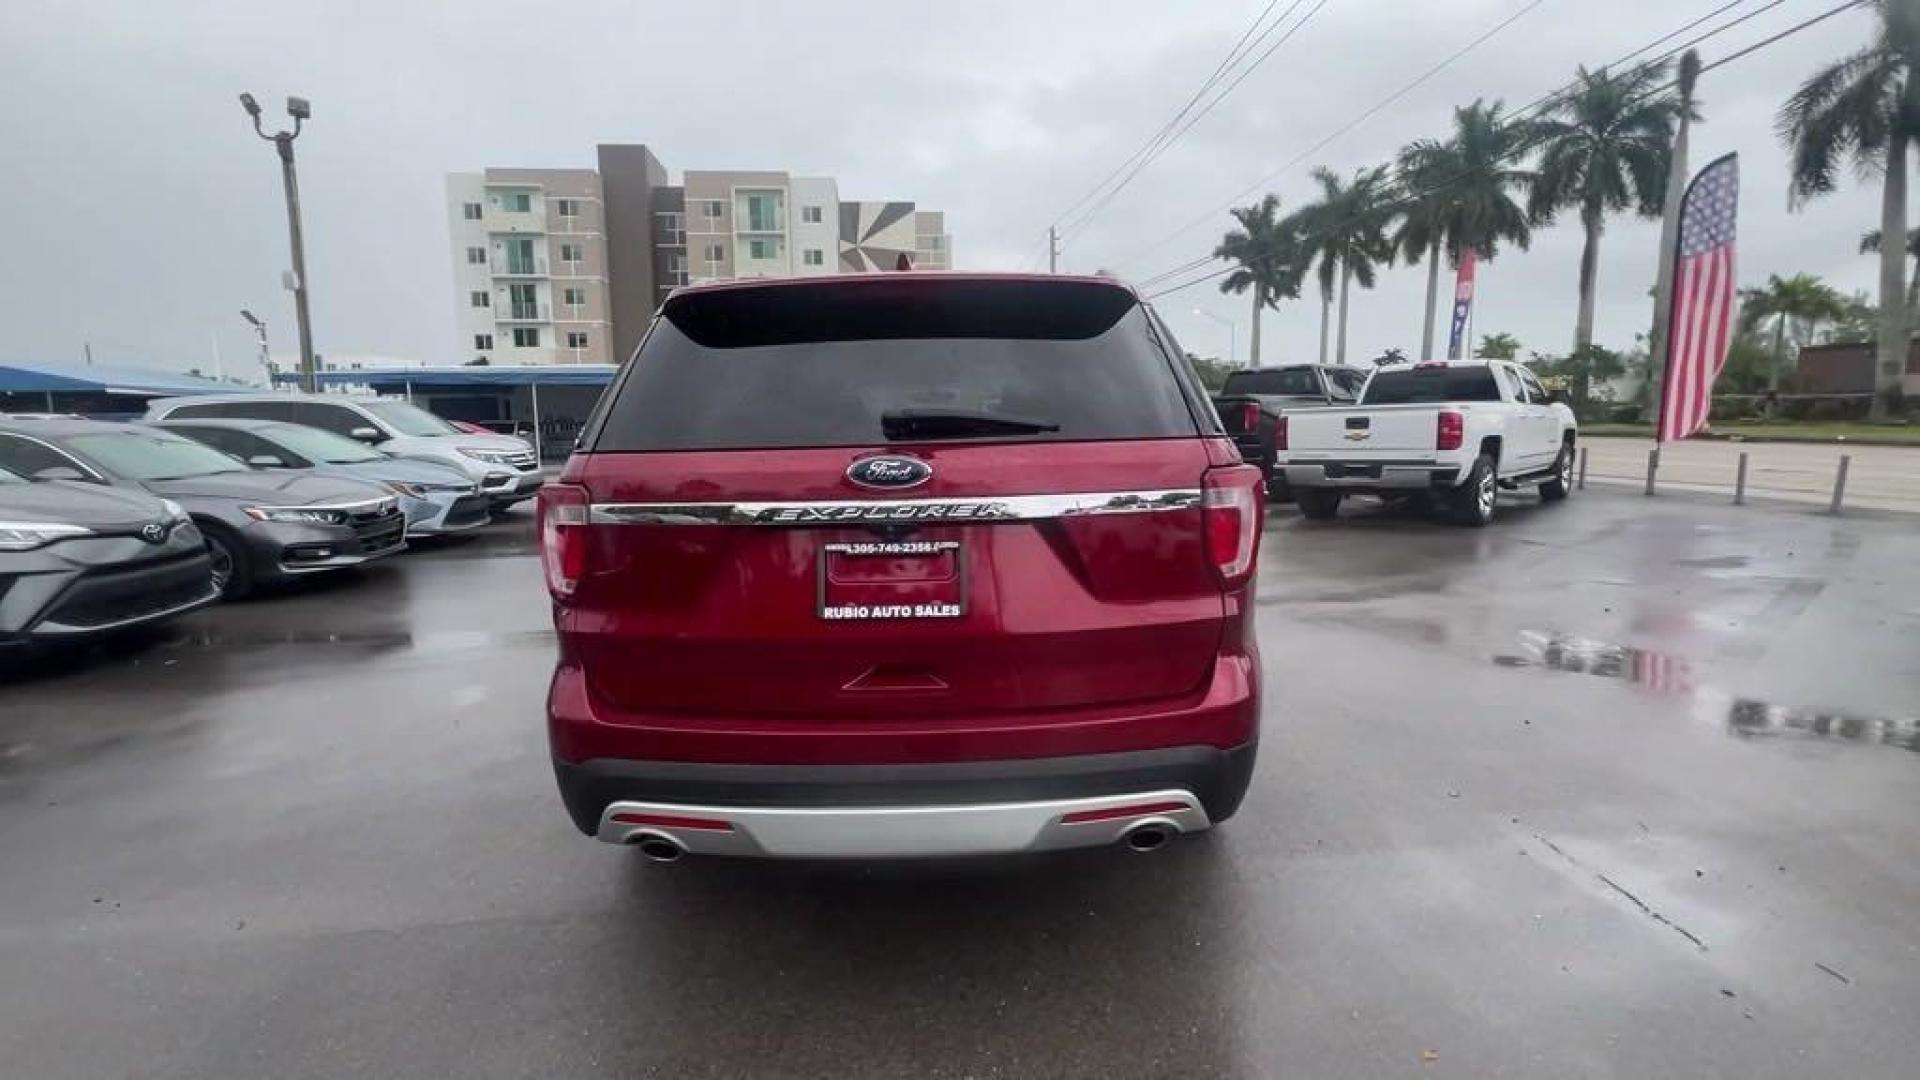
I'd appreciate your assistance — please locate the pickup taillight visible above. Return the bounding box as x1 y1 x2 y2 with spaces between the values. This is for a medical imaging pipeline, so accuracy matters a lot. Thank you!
1436 411 1464 451
1238 401 1260 432
1274 414 1288 451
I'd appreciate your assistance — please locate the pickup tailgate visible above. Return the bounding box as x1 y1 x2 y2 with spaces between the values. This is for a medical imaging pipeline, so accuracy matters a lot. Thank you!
1285 405 1438 458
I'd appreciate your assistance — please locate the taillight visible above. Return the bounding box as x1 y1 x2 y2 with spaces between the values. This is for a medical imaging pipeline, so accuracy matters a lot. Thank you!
1202 466 1263 586
1238 401 1260 432
1437 410 1464 451
1274 414 1288 451
538 483 590 597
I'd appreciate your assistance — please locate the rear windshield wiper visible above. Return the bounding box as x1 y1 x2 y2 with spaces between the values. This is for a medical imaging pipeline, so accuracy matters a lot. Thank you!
880 409 1060 440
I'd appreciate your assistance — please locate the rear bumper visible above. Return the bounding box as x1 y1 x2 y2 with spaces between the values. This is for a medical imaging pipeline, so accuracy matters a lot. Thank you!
1281 459 1464 490
555 742 1256 854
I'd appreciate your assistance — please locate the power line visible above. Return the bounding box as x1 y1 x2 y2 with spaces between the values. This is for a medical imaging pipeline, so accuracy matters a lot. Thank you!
1143 0 1868 301
1054 0 1337 247
1122 0 1767 274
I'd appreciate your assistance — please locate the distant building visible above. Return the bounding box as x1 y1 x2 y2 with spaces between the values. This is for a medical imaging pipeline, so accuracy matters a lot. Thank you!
1794 339 1920 395
446 145 953 367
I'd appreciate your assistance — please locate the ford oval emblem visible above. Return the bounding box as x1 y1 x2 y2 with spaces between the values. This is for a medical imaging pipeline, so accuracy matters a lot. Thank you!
847 455 932 490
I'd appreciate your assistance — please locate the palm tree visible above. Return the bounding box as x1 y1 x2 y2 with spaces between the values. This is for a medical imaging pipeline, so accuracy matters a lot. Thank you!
1392 138 1461 361
1476 331 1521 360
1859 228 1920 315
1213 194 1303 367
1528 62 1678 355
1738 273 1850 392
1297 166 1394 366
1781 0 1920 421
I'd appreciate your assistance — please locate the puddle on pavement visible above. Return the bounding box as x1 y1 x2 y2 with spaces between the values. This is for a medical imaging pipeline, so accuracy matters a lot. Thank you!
156 627 554 657
1494 630 1920 754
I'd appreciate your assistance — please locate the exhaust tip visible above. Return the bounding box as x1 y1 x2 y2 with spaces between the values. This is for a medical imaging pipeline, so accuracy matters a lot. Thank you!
630 832 687 864
1121 821 1174 853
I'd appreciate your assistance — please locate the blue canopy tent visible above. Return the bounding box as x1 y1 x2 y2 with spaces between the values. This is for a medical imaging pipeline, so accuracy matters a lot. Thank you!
0 361 262 418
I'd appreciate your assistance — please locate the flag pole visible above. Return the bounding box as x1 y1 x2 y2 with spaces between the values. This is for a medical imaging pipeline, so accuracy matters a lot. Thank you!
1657 150 1740 446
1645 51 1701 427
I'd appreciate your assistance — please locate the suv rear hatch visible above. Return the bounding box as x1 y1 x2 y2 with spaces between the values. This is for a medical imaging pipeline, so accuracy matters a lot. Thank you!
548 276 1256 720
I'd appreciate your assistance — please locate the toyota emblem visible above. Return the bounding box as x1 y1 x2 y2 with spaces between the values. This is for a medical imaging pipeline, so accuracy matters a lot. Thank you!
139 522 169 544
846 455 932 490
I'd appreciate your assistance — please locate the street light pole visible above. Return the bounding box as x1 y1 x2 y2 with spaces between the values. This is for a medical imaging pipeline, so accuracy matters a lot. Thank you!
1194 309 1236 368
240 309 272 386
241 92 316 393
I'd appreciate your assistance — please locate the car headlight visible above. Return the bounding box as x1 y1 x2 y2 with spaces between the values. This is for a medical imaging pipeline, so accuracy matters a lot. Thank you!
386 481 426 498
161 499 190 523
0 521 92 551
458 447 513 464
241 506 348 525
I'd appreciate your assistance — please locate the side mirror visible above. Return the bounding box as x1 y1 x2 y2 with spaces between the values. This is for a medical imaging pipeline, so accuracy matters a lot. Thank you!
247 454 289 468
32 465 89 482
349 426 383 443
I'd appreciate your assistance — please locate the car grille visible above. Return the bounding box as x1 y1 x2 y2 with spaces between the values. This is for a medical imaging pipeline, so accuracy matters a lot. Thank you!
444 496 492 529
503 450 538 472
40 552 213 630
349 506 407 553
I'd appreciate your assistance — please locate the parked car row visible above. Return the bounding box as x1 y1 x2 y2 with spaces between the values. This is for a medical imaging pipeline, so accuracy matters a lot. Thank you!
0 394 541 649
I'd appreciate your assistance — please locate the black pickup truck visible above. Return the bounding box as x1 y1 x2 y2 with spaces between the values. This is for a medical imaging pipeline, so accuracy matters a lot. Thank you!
1210 364 1367 497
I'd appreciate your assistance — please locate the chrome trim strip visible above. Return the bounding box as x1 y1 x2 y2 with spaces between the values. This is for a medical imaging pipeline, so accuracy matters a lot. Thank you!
595 789 1211 857
588 488 1203 526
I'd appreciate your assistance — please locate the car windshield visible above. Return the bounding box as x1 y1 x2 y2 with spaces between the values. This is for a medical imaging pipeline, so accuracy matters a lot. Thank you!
0 465 24 485
1361 366 1504 404
64 429 249 480
360 401 459 437
263 423 384 464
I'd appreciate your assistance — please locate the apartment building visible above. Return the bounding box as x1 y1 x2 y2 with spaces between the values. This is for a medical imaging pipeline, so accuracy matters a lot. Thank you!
445 169 612 366
448 145 953 366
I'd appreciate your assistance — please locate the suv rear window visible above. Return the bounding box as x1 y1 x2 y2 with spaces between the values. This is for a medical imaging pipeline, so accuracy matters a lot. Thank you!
1361 366 1503 405
591 279 1199 451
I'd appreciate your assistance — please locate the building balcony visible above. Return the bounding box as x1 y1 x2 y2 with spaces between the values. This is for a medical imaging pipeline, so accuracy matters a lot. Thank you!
492 256 549 276
498 303 550 322
484 208 545 234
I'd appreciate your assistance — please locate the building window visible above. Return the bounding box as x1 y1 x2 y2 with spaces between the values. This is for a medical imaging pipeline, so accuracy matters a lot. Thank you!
563 286 586 306
462 202 482 220
705 242 725 263
499 191 532 213
802 205 823 224
667 252 688 286
803 248 824 266
474 333 494 350
512 327 541 348
655 211 685 245
741 192 781 232
702 200 724 220
748 238 776 260
507 282 540 319
559 242 583 263
566 331 589 350
466 246 486 264
470 291 489 308
554 198 579 217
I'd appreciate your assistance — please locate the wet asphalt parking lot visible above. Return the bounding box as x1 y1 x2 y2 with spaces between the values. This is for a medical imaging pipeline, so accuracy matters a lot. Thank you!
2 486 1917 1079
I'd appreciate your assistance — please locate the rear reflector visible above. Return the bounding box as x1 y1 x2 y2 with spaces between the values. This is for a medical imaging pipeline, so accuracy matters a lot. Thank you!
1060 800 1193 825
1202 465 1263 586
537 483 589 596
1436 410 1464 451
610 812 736 832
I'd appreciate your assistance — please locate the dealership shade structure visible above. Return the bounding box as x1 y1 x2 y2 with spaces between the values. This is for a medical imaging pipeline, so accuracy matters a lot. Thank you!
0 361 260 417
288 365 620 464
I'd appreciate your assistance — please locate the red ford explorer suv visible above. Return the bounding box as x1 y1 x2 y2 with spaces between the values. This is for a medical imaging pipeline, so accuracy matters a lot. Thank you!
540 274 1263 861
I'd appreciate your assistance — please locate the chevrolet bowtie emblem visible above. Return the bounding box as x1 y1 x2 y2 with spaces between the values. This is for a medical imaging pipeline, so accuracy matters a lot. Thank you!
1344 430 1370 441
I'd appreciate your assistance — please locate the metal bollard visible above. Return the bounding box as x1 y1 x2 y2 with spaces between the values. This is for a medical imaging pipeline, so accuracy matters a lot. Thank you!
1734 452 1748 505
1578 446 1589 490
1644 446 1659 496
1829 454 1850 515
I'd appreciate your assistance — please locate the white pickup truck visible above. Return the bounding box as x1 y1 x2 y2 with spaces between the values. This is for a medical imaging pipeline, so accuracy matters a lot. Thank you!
1272 360 1577 526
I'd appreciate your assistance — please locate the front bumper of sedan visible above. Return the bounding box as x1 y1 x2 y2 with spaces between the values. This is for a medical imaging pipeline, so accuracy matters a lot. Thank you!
397 490 492 535
0 528 218 642
243 504 409 578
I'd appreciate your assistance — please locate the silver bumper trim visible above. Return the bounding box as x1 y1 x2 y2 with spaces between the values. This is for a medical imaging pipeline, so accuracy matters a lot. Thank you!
589 488 1204 527
594 789 1211 858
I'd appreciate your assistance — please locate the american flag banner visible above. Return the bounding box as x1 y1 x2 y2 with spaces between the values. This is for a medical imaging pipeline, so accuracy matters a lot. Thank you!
1658 152 1739 443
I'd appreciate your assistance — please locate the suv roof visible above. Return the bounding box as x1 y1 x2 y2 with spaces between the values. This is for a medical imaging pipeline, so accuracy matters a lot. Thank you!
148 416 290 433
668 270 1141 302
0 415 136 437
151 392 390 408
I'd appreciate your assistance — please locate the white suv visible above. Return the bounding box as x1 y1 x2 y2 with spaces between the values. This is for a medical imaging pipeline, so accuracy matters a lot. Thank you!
144 394 543 507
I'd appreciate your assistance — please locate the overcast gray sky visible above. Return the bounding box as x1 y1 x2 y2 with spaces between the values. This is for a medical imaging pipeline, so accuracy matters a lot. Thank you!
0 0 1895 375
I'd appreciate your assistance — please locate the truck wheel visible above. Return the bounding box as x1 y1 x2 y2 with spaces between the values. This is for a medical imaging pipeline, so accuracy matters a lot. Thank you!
1297 490 1342 520
1540 441 1574 502
1449 456 1497 527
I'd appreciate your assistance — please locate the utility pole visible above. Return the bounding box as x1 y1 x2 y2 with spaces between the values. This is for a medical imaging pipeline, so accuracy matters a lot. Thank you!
1048 226 1059 274
241 92 317 393
1644 50 1701 425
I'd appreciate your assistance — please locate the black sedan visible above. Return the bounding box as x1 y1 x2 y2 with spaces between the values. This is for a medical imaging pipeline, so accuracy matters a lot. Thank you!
0 418 405 599
0 464 217 643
